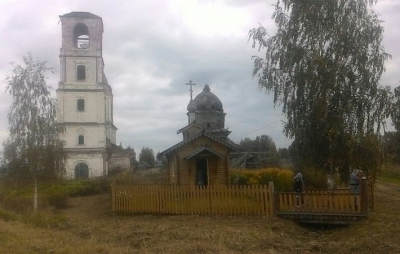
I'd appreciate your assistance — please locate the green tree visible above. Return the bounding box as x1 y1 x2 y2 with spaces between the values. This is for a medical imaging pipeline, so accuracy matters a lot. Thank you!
139 147 155 167
3 54 65 210
249 0 391 179
239 135 280 168
383 131 400 164
391 86 400 130
156 152 168 168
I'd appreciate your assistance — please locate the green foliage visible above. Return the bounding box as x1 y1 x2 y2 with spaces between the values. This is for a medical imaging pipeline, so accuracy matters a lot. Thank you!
21 212 67 229
391 86 400 130
3 53 66 183
230 168 294 191
139 147 156 167
0 208 17 222
249 0 391 180
44 189 68 209
239 135 280 168
0 178 110 213
0 186 34 213
381 163 400 180
383 131 400 164
300 167 329 189
57 178 110 197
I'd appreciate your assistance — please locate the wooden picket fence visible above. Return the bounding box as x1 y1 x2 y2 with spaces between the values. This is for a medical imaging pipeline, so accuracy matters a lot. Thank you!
111 184 275 216
111 179 372 220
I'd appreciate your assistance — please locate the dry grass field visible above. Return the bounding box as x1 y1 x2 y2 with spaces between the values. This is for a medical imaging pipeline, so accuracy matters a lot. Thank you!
0 180 399 254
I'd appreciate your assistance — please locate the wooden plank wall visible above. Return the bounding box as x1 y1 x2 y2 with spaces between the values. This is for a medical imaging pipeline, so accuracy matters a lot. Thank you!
111 184 273 216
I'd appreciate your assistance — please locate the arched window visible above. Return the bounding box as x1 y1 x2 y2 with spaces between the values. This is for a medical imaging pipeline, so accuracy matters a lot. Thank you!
77 99 85 111
74 23 89 48
75 163 89 179
77 65 86 80
78 135 85 145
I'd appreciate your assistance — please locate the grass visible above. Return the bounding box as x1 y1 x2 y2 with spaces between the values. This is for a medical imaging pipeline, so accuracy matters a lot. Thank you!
0 180 398 253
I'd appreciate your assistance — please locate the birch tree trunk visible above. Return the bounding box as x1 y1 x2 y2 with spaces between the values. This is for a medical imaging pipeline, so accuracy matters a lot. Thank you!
33 178 38 211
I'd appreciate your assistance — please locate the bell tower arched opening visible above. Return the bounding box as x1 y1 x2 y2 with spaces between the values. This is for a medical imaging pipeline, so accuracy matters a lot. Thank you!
74 23 89 48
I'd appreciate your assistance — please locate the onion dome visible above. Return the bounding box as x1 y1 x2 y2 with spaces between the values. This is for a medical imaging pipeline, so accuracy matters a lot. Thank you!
187 99 197 112
187 84 223 112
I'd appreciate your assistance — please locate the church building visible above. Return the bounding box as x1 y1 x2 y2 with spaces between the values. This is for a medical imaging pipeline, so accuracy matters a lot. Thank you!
57 12 133 178
160 82 238 185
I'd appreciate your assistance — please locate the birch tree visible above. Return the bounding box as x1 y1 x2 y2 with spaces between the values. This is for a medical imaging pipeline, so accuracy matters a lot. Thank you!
3 54 65 211
249 0 391 178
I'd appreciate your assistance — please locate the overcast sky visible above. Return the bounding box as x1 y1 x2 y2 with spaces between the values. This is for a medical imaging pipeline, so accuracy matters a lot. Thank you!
0 0 399 157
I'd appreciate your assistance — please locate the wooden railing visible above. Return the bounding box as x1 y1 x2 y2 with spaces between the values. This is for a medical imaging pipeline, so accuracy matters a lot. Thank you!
275 192 362 214
111 184 275 216
276 178 370 215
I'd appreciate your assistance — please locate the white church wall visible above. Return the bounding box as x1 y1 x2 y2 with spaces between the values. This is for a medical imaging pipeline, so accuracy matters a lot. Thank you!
65 57 97 85
60 92 107 123
65 154 105 178
63 125 106 148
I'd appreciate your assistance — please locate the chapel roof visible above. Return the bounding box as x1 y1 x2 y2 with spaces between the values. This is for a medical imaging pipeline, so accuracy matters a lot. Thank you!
160 129 238 156
60 12 102 19
187 84 223 112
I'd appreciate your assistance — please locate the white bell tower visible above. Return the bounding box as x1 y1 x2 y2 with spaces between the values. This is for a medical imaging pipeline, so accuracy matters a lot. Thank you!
57 12 117 178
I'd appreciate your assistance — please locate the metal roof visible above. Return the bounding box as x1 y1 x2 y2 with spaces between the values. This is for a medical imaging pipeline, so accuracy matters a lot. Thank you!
60 12 102 19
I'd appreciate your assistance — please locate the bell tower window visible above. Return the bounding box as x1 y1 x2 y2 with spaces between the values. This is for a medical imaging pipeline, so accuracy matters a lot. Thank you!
77 99 85 111
74 23 89 48
77 65 86 80
78 135 85 145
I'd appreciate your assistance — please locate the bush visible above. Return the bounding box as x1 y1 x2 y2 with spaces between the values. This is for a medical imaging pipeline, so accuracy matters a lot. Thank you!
0 208 17 222
381 163 400 180
230 168 294 191
0 187 34 213
21 212 68 229
60 178 110 197
46 190 68 209
300 166 328 188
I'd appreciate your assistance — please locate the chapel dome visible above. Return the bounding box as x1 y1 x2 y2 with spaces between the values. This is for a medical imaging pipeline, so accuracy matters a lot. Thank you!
187 84 223 112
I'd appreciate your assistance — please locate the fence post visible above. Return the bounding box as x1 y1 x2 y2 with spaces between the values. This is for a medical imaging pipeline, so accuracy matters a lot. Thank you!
111 181 116 213
360 177 369 216
268 181 275 216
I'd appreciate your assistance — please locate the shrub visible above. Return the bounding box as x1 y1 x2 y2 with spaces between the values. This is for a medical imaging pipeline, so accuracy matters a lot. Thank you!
60 178 110 197
0 186 34 213
300 166 328 188
381 163 400 180
45 190 68 209
0 208 17 221
21 211 68 229
230 168 294 191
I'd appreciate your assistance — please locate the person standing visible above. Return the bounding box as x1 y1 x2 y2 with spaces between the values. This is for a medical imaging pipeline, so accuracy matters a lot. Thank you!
349 169 360 193
293 172 304 193
293 172 304 209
